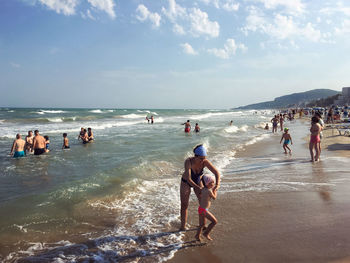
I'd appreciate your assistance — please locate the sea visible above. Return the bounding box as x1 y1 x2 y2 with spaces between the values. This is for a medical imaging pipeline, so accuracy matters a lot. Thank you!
0 108 278 262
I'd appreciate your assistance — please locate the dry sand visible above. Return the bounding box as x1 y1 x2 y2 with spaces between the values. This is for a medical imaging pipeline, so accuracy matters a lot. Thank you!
168 120 350 263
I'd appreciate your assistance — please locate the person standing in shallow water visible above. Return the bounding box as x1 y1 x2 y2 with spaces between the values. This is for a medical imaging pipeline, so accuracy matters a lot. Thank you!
180 145 220 231
10 134 26 158
183 120 191 133
194 123 200 133
33 130 46 155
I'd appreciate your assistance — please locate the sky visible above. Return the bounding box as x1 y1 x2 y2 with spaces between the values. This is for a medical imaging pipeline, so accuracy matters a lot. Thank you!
0 0 350 109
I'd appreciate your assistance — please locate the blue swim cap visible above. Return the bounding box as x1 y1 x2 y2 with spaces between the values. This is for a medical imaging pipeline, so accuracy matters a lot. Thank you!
194 145 207 156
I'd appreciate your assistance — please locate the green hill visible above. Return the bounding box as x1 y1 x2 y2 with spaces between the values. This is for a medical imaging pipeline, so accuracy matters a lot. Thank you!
237 89 340 109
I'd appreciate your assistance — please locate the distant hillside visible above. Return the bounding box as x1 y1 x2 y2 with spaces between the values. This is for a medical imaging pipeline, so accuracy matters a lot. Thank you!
237 89 340 109
306 94 341 107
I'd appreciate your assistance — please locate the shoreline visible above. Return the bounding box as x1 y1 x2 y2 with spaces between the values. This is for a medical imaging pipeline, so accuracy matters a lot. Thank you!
168 119 350 263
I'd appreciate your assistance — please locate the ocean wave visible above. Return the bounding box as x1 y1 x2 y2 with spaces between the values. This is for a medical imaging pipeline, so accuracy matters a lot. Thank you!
224 125 249 133
244 133 271 146
39 110 66 114
89 110 103 113
120 113 145 119
47 118 63 123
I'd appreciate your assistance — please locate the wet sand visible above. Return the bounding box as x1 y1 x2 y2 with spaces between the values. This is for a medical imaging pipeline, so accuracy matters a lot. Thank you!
168 120 350 263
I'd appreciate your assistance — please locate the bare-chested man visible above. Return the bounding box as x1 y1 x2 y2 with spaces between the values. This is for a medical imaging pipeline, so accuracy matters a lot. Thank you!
183 120 191 133
10 134 26 158
33 130 46 155
25 130 34 153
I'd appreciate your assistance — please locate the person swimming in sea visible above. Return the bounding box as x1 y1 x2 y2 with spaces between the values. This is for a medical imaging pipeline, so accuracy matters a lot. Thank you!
62 133 70 149
88 128 94 141
82 129 89 144
280 128 292 154
44 135 50 153
78 127 85 141
25 130 34 153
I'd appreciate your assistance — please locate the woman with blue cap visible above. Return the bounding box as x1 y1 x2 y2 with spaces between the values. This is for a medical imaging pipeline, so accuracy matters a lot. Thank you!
180 144 220 231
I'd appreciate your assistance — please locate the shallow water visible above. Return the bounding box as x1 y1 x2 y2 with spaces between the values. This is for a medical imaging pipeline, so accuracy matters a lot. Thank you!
0 108 275 262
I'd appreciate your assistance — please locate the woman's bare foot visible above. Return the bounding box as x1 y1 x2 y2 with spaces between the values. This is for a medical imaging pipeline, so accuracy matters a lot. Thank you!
195 234 201 241
203 233 213 241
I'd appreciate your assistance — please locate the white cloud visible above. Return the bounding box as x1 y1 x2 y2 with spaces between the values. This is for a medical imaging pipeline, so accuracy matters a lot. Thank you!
161 0 187 22
207 38 246 59
81 9 96 20
222 2 239 12
173 24 185 35
10 62 21 68
180 43 198 55
87 0 116 19
320 6 350 16
136 4 161 28
243 8 321 42
39 0 78 15
199 0 239 11
189 8 220 38
335 19 350 35
255 0 305 14
200 0 220 9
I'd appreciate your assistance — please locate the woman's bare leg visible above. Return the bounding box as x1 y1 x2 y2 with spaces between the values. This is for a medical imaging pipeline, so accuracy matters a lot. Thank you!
180 182 191 230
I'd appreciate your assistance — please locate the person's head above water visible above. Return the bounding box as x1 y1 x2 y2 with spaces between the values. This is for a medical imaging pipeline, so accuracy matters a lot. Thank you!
193 144 207 157
187 120 190 122
203 175 215 188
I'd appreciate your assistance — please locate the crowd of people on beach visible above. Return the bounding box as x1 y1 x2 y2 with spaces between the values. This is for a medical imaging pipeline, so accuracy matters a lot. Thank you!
7 106 348 243
9 127 94 157
180 106 349 242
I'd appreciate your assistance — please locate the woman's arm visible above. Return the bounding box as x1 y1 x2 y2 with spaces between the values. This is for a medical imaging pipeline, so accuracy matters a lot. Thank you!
204 159 221 191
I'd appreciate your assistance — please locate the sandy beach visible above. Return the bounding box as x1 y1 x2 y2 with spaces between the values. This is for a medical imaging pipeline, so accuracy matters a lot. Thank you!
169 119 350 263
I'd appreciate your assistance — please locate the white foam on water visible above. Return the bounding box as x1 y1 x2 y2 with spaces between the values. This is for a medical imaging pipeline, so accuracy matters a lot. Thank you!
47 118 64 123
120 113 145 119
224 125 239 133
89 110 103 113
245 133 271 146
40 110 66 114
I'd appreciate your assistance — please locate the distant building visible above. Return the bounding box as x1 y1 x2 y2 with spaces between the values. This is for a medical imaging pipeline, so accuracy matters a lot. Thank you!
334 87 350 105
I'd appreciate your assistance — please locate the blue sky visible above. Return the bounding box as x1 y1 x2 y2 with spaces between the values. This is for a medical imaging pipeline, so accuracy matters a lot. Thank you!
0 0 349 108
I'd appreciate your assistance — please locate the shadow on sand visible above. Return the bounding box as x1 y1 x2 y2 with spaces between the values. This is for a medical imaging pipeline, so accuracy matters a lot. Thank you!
327 143 350 151
17 229 205 262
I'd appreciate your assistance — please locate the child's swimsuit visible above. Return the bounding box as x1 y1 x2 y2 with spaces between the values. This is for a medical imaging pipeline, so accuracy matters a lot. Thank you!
198 206 208 215
185 127 190 133
46 143 50 150
13 151 25 158
283 139 290 145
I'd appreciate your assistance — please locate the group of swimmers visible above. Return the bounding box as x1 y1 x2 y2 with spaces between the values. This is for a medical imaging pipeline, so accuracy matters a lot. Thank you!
182 120 200 133
9 127 94 158
145 116 154 124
